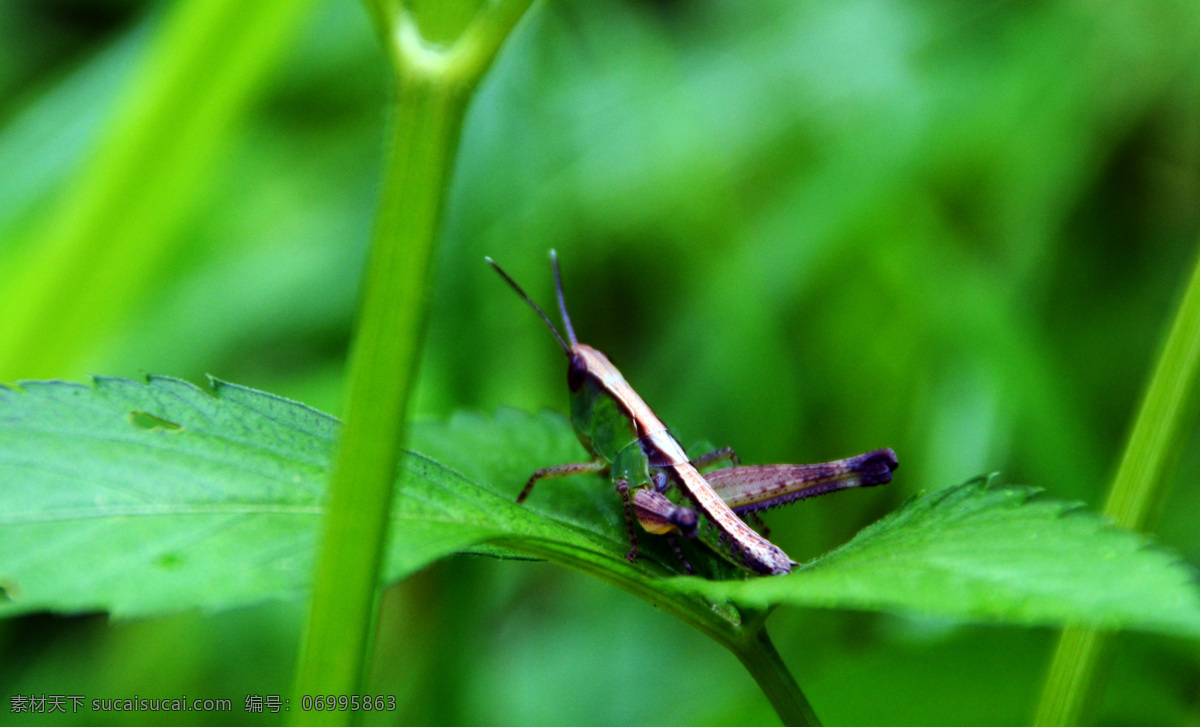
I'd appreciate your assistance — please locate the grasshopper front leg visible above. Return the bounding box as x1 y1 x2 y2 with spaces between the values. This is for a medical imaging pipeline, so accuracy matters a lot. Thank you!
665 537 694 575
517 460 608 503
614 479 639 562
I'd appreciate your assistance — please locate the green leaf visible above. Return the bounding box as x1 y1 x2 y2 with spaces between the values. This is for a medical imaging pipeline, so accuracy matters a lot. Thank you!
674 478 1200 636
2 376 1199 639
0 377 659 619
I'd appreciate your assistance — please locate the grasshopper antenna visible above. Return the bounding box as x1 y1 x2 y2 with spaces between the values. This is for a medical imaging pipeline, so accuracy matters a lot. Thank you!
486 256 571 355
550 249 579 346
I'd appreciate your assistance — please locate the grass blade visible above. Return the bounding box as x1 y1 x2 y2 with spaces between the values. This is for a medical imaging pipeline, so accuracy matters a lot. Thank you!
1033 246 1200 727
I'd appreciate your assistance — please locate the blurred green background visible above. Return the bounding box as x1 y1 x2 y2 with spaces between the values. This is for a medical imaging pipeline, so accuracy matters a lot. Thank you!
3 0 1200 724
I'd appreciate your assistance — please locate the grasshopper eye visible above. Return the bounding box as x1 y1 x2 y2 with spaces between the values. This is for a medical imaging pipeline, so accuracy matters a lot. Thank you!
568 353 587 391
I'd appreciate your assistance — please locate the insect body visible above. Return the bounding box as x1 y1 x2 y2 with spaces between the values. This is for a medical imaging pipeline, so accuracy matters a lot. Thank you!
633 448 898 570
487 252 895 576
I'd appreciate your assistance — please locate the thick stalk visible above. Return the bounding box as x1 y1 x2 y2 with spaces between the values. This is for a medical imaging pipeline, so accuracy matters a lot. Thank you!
731 628 823 727
508 539 821 727
290 3 533 724
1033 629 1117 727
290 75 467 724
1033 248 1200 726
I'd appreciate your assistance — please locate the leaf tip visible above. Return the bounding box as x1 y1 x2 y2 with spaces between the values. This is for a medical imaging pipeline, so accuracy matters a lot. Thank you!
204 373 227 394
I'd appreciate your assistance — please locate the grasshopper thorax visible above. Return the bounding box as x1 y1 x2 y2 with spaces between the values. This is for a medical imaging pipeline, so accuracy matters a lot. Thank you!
568 351 587 392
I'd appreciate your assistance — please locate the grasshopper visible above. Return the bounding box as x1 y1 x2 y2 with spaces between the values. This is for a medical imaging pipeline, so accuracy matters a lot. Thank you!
631 449 897 574
487 252 896 576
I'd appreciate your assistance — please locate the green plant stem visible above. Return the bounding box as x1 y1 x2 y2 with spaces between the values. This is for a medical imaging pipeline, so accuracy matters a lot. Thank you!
1033 247 1200 727
290 3 532 724
731 628 822 727
290 75 466 725
0 0 317 381
510 540 822 727
1033 629 1117 727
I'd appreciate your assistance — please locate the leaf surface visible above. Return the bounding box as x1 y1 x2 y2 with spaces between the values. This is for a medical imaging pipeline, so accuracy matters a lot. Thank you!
2 377 1199 637
674 479 1200 635
0 377 590 617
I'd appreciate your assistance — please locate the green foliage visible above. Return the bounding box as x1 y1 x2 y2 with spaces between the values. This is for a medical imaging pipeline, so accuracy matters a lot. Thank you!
1033 173 1200 727
0 0 319 380
292 3 538 713
5 0 1200 722
0 377 524 618
4 377 1199 642
684 478 1200 635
